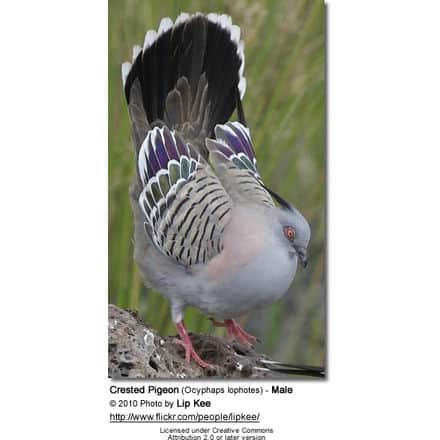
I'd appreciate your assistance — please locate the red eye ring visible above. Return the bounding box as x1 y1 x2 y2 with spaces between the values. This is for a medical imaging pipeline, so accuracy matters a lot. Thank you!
284 226 296 241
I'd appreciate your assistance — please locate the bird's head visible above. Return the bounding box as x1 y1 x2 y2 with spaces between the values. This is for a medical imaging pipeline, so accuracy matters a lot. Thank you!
265 186 311 268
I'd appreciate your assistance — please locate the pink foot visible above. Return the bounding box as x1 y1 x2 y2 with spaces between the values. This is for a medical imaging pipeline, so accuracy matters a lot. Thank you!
175 321 214 369
210 318 258 345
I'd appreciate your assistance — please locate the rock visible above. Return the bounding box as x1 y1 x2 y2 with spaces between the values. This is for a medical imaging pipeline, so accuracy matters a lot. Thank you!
108 304 285 379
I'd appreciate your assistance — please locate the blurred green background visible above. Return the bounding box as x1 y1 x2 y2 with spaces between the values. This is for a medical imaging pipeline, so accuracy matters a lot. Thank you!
109 0 325 366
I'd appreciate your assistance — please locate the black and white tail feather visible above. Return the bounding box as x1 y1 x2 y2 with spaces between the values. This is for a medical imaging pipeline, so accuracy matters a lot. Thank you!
122 12 246 165
258 359 325 378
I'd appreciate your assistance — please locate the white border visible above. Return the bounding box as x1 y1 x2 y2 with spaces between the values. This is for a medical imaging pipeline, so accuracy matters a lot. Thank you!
1 0 440 438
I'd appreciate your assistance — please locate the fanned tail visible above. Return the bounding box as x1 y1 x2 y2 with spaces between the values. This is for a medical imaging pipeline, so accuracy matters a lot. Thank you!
122 12 247 163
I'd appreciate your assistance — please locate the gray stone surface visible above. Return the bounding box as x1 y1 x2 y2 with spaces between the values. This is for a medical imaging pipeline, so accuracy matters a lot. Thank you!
108 304 281 379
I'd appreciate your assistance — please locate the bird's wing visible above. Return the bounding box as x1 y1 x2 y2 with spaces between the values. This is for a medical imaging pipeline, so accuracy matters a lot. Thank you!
138 125 232 266
206 122 275 207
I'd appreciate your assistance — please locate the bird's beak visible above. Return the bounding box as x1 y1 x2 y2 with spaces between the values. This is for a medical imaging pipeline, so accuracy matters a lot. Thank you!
295 246 308 268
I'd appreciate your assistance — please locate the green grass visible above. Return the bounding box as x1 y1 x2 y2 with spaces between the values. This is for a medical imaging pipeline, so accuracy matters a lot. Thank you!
109 0 325 365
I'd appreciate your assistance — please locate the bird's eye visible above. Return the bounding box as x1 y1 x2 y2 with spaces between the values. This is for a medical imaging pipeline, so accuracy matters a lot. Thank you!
284 226 296 241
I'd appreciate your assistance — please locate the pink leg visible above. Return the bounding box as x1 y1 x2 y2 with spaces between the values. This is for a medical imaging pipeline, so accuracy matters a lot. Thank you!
210 318 258 345
175 321 213 369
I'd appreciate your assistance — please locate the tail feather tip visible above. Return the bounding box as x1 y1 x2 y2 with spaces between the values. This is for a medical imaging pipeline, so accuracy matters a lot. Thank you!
121 62 131 85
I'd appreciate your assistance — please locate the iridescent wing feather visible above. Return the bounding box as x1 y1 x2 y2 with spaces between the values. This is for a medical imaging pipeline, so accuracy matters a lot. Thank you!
206 122 274 207
138 126 232 266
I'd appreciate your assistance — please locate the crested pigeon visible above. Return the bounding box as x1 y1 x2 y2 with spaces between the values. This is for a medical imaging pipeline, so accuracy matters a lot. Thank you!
121 12 311 368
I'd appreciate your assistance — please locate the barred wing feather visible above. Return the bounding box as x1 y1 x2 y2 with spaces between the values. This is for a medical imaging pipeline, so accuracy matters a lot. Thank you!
138 126 232 266
206 122 274 207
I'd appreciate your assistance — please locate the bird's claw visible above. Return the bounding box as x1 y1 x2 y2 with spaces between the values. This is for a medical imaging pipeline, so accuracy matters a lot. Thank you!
175 321 214 369
173 338 214 369
209 318 260 346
